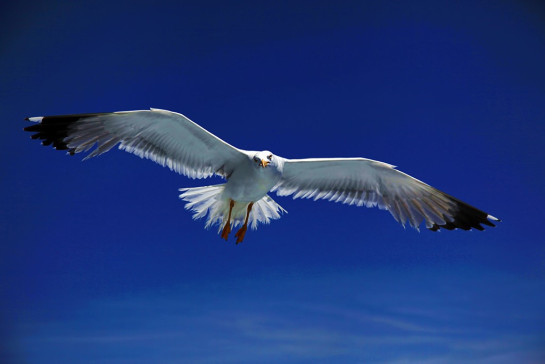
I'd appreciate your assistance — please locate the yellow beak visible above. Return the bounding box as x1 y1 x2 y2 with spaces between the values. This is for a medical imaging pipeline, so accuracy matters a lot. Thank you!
260 160 270 168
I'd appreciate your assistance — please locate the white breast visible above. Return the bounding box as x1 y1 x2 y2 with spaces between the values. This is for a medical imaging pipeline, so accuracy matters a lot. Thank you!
223 159 282 202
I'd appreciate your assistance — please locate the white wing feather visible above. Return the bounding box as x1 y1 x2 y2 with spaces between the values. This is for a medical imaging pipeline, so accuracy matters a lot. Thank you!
25 108 246 179
274 158 498 231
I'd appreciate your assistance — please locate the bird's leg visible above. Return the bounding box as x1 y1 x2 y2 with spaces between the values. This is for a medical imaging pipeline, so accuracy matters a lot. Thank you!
221 199 235 241
235 202 254 244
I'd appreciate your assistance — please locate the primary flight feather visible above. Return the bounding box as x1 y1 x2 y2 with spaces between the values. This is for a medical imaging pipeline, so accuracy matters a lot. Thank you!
24 108 499 243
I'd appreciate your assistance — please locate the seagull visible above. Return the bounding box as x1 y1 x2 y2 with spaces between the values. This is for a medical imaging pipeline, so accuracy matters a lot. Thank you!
24 108 499 243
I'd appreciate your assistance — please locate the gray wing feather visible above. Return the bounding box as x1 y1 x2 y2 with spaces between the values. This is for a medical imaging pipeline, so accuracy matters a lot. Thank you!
274 158 499 231
25 108 246 179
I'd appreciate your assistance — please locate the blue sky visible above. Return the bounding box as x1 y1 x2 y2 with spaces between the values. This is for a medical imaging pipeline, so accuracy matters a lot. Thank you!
1 0 544 362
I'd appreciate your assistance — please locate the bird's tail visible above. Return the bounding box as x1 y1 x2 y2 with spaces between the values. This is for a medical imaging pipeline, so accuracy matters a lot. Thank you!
179 184 286 233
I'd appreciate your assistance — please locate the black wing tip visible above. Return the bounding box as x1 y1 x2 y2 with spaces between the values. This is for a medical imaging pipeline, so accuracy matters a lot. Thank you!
25 112 113 154
427 210 500 232
23 113 99 154
426 193 500 232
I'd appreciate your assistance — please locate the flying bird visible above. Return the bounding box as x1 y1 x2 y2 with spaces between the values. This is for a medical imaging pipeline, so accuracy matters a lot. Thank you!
24 108 499 243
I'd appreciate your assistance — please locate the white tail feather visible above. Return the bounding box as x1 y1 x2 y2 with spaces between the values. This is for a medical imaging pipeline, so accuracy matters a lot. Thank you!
179 184 286 233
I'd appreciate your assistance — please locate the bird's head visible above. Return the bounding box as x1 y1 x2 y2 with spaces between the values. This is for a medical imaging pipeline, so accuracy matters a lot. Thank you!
252 151 275 169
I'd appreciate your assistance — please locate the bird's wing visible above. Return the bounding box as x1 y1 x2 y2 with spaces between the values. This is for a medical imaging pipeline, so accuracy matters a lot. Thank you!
24 108 247 179
274 157 499 231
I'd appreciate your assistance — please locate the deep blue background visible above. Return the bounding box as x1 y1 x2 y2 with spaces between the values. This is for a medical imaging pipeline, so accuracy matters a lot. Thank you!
2 1 544 362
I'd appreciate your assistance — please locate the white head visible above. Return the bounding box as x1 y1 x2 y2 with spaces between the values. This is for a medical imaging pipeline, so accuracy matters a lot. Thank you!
252 150 275 169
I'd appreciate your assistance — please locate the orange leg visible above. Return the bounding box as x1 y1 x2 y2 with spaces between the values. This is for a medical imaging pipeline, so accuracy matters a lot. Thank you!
235 202 254 244
221 199 235 241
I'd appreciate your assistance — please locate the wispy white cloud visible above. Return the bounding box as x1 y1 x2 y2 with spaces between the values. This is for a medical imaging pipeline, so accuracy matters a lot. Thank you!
18 267 545 363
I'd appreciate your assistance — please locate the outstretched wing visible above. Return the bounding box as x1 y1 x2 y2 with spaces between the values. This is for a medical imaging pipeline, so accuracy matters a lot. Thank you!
24 108 247 179
274 157 499 231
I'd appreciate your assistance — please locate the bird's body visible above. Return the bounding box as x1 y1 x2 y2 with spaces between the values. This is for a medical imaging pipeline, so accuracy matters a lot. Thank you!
223 150 282 202
24 108 499 243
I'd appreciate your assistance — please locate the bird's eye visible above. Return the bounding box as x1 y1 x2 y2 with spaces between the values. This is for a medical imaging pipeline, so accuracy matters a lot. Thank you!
267 154 272 160
254 156 260 162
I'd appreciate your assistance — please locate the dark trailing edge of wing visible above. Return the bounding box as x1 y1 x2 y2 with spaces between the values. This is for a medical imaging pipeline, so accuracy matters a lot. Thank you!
24 113 107 155
428 193 500 231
